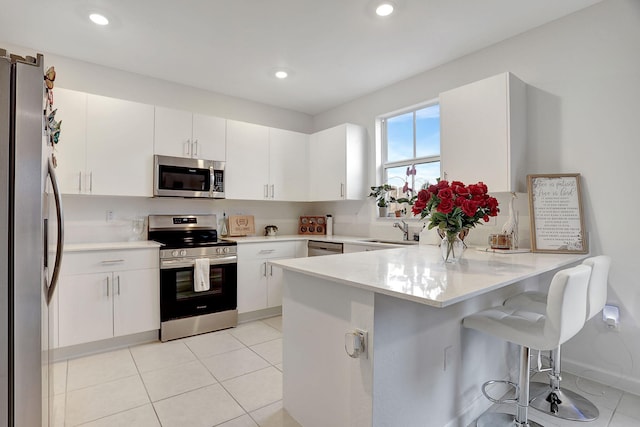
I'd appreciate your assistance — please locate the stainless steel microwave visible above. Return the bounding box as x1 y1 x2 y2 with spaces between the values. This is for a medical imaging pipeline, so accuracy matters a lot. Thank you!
154 155 225 199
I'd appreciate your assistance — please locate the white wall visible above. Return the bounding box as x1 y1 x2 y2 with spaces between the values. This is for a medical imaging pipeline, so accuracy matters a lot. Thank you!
60 195 317 243
1 42 313 133
314 0 640 393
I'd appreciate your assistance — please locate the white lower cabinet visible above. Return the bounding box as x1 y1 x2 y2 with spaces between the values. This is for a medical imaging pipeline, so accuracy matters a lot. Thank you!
237 241 302 313
57 248 159 348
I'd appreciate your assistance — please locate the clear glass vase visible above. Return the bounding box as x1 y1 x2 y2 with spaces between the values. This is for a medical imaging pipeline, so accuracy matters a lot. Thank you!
441 232 465 263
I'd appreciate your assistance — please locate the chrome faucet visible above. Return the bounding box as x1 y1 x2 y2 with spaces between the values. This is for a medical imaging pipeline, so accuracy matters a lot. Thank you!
393 220 409 241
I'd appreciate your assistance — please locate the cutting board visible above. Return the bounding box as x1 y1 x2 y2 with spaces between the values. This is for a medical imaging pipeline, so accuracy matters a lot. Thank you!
228 215 255 236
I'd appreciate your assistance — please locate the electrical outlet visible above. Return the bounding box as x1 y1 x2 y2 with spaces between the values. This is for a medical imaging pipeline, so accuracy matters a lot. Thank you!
603 305 620 331
106 210 114 222
443 345 454 371
356 329 368 359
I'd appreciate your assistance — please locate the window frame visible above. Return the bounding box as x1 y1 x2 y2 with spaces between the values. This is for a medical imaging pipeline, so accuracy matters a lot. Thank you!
380 99 441 193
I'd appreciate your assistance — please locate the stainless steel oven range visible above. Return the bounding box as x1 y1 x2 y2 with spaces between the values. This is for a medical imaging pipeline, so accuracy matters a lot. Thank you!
148 214 237 341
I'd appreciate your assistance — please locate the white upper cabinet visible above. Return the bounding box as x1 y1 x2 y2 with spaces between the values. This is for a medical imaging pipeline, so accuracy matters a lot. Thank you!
226 121 309 201
309 123 367 201
54 88 154 196
439 72 526 192
87 94 155 197
154 106 226 160
52 88 87 194
268 128 309 201
225 120 270 200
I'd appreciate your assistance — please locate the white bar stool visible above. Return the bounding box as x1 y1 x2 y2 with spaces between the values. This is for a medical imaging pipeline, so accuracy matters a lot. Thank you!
463 264 592 427
503 255 611 421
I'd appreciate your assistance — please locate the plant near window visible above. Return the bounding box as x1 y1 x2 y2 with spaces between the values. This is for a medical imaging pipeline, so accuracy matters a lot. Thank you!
368 184 395 208
412 179 500 262
394 165 418 210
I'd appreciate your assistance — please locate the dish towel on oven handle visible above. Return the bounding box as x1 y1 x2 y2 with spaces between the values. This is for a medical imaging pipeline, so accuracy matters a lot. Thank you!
194 258 210 292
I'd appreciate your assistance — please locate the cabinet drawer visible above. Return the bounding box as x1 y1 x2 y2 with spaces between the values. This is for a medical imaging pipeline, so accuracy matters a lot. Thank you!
61 249 159 275
238 242 297 259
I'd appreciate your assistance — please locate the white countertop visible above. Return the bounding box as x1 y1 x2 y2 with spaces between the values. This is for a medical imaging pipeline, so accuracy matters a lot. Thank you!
270 245 587 308
63 241 163 252
223 234 415 247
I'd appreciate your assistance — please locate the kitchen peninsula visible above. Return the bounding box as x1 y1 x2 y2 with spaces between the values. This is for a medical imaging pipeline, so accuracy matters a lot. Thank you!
270 245 586 427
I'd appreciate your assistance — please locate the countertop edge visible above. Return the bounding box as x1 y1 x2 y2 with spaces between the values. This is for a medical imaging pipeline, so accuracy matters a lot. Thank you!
63 241 163 252
271 249 588 308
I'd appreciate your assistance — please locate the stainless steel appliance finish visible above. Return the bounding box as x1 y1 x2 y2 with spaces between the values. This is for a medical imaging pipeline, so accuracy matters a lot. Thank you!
153 154 225 199
307 240 343 256
1 51 64 427
149 215 238 341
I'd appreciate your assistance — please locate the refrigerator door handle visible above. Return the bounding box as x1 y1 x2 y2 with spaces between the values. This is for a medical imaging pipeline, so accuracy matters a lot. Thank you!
46 157 64 305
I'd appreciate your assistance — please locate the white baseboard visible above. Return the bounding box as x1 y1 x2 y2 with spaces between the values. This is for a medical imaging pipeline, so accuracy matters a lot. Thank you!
562 357 640 396
445 375 513 427
238 306 282 323
53 329 158 362
445 393 493 427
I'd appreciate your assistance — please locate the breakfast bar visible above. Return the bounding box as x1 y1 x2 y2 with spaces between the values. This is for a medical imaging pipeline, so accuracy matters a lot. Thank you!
270 245 586 427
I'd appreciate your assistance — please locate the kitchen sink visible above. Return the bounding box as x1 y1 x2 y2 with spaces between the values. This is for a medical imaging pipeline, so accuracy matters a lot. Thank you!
359 239 419 246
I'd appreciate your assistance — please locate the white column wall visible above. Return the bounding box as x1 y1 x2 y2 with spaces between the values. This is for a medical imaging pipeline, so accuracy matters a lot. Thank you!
313 0 640 394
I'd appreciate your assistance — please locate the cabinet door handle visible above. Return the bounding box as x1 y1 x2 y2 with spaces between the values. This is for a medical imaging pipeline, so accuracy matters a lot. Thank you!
89 172 93 192
184 140 191 157
259 249 275 254
269 265 273 276
340 183 345 198
270 184 275 199
78 171 82 192
106 276 110 297
262 262 267 277
264 184 269 198
193 140 199 157
116 275 121 295
101 259 125 264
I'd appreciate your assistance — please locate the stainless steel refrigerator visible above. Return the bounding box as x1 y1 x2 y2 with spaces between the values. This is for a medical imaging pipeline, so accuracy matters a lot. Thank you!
1 50 64 427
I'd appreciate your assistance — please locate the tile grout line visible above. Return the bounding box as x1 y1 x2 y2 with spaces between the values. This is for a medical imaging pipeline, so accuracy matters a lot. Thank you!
125 346 164 427
57 318 286 427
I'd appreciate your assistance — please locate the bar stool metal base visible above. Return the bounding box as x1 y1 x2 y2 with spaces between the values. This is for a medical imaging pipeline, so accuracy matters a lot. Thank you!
476 412 544 427
529 381 599 421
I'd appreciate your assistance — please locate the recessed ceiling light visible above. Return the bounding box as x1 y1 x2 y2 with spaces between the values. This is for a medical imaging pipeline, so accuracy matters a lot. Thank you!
375 2 395 17
89 13 109 26
274 70 289 79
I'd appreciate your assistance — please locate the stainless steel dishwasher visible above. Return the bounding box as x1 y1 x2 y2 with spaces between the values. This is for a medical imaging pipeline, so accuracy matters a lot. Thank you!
307 240 343 256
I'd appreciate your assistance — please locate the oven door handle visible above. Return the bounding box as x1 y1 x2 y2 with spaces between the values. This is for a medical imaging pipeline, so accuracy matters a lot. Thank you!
160 256 237 269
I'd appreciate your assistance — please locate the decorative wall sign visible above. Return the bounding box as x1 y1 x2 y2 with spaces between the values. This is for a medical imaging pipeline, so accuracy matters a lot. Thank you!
528 173 587 253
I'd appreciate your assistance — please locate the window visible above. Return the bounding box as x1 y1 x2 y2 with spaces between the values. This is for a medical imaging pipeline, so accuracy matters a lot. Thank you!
381 103 440 211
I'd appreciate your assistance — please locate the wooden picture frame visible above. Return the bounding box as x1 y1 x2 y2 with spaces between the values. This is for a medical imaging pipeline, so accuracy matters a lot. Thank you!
527 173 588 254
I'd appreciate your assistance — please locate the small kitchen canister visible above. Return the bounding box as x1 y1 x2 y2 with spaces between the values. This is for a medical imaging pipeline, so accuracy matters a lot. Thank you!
326 214 333 236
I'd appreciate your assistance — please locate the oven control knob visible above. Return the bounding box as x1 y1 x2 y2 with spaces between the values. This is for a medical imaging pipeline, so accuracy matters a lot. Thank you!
180 250 187 256
223 247 229 254
171 250 179 257
216 248 222 254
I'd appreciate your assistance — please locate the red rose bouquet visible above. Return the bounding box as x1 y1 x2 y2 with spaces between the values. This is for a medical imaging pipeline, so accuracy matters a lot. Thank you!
412 179 500 260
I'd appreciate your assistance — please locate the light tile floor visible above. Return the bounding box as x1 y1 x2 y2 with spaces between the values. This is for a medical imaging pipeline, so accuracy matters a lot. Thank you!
53 315 640 427
53 316 301 427
476 370 640 427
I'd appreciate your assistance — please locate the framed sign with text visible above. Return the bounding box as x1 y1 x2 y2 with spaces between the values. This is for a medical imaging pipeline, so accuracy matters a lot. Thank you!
528 173 588 254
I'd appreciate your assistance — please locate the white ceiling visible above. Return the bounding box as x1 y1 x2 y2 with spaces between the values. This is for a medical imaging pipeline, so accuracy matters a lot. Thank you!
1 0 602 115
